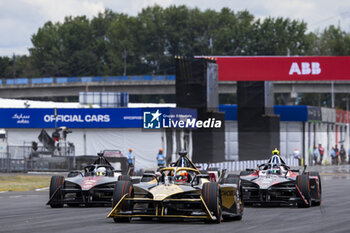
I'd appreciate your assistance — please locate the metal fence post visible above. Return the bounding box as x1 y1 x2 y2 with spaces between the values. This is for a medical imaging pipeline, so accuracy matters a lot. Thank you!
73 149 76 170
24 156 27 172
6 152 11 172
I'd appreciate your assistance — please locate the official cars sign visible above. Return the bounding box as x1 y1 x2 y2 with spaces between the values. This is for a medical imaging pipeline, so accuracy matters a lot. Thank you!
0 108 197 129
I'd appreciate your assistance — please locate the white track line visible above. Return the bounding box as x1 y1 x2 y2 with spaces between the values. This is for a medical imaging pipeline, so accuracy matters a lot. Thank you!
35 187 49 191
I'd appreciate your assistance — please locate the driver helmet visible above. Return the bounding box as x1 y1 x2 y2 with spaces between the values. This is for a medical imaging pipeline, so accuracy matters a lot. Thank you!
176 171 188 182
272 169 280 175
96 167 106 176
272 148 279 155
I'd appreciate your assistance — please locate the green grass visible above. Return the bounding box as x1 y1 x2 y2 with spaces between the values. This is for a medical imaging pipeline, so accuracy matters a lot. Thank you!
0 174 51 191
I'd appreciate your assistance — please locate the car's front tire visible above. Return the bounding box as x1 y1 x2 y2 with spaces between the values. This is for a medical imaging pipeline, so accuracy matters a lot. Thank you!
296 174 311 208
49 176 65 208
112 181 134 223
202 182 222 223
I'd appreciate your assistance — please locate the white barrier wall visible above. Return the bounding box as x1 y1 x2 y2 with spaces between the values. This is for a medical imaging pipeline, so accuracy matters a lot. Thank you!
7 128 164 170
226 121 303 162
196 157 299 172
280 122 303 158
224 121 238 161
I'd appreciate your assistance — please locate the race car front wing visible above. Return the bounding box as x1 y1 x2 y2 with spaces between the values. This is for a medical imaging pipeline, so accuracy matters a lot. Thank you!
241 181 308 205
47 186 114 206
107 194 216 220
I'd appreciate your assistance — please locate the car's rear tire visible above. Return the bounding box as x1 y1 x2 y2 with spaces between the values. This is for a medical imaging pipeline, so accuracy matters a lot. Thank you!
118 175 132 181
308 171 322 206
49 176 65 208
221 175 243 220
233 178 244 220
202 182 222 223
296 174 311 208
112 181 134 223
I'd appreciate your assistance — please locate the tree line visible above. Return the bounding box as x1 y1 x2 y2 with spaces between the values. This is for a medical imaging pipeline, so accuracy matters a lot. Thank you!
2 5 350 78
0 5 350 107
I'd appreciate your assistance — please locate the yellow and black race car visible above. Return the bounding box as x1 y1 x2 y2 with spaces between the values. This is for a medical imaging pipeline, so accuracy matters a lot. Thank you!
107 152 243 223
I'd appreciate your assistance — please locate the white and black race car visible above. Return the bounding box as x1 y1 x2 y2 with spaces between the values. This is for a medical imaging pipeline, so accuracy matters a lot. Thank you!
240 154 321 208
47 152 133 207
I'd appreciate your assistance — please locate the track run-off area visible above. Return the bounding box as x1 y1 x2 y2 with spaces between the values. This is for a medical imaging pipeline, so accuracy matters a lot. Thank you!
0 166 349 233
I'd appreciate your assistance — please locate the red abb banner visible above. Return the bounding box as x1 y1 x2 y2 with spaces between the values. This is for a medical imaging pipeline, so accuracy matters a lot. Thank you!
215 56 350 81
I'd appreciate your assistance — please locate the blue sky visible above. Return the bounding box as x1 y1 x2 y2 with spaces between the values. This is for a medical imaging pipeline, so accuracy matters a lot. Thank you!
1 0 350 56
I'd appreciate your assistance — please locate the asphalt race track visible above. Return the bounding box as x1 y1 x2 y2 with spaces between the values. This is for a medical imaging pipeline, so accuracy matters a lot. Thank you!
0 167 350 233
